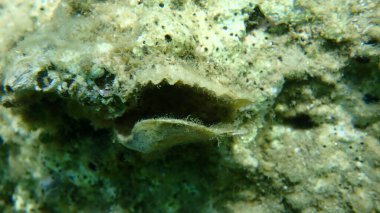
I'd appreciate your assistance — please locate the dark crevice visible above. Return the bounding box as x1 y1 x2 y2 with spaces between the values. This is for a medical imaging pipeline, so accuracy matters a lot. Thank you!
164 34 172 42
282 113 317 130
94 70 115 90
4 85 13 93
279 77 336 101
272 77 334 129
342 56 380 97
15 93 66 128
115 81 236 134
282 197 301 213
364 38 379 45
321 38 350 51
36 70 53 89
354 56 371 64
6 92 107 137
243 6 267 33
341 56 380 128
362 93 379 104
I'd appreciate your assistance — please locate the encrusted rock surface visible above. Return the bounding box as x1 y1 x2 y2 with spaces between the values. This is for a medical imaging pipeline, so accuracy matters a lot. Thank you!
0 0 379 212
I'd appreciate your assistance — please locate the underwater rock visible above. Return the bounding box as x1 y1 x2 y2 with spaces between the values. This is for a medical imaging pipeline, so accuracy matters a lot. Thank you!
0 0 379 212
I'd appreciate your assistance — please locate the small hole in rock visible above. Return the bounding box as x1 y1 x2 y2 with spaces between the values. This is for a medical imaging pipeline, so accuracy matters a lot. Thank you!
88 162 97 171
4 85 13 92
94 70 115 90
164 34 172 42
244 6 266 32
37 70 53 89
283 114 317 129
363 93 379 104
354 56 370 64
2 101 15 108
64 79 75 88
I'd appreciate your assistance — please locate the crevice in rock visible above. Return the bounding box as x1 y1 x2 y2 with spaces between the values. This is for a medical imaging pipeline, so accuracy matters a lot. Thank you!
115 81 237 134
282 113 318 130
271 77 336 129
